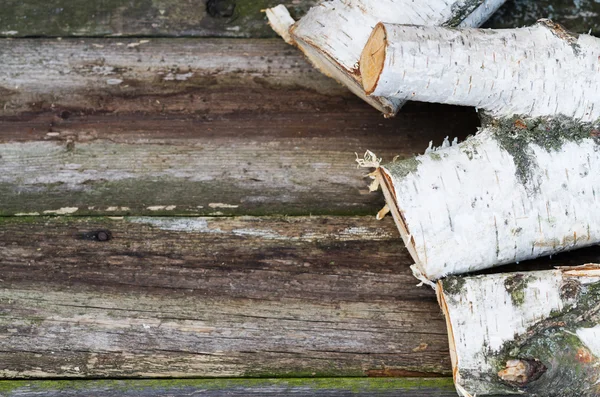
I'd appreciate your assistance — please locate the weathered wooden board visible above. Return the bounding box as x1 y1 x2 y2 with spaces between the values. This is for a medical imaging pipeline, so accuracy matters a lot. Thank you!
0 0 318 38
0 39 478 217
0 215 452 378
486 0 600 34
0 38 348 115
1 216 598 379
1 215 598 379
0 378 463 397
0 0 596 38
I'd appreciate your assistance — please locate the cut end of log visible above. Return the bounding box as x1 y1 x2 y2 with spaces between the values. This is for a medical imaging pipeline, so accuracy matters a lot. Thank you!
360 23 387 96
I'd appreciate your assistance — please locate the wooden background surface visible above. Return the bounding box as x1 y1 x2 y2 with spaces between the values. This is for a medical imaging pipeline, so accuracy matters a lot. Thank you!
1 1 599 396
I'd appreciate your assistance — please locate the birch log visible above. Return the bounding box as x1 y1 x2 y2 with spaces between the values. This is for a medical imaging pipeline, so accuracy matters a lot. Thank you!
437 264 600 396
266 0 506 116
359 116 600 281
361 20 600 121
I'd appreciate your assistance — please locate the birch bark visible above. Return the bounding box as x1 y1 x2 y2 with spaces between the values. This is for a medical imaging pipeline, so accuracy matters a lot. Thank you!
361 20 600 121
266 0 506 116
437 264 600 396
361 117 600 281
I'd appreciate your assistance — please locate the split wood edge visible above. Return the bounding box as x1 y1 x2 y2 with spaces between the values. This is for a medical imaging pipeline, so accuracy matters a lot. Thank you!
266 0 506 117
436 264 600 396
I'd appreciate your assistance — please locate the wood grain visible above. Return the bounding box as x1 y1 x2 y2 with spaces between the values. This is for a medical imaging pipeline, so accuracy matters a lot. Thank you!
0 378 464 397
1 216 597 379
0 215 453 378
0 0 318 38
0 0 596 39
0 39 479 216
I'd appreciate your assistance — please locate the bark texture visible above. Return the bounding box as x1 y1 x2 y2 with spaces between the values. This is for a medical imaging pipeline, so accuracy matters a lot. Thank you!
362 20 600 121
266 0 506 116
364 116 600 280
437 265 600 396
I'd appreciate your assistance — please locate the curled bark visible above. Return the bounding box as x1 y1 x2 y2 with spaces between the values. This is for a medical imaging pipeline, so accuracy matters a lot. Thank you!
361 20 600 121
360 116 600 280
266 0 506 116
437 264 600 396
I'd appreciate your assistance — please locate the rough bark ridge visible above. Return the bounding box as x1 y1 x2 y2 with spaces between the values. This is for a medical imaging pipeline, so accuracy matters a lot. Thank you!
361 20 600 121
437 264 600 397
266 0 506 116
360 116 600 281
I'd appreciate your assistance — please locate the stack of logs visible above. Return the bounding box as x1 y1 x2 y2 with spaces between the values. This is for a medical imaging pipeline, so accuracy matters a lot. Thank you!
267 1 600 396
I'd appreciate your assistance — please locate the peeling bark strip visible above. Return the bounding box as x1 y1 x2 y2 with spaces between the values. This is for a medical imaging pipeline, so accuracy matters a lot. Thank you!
361 20 600 121
437 264 600 397
362 116 600 280
266 0 506 116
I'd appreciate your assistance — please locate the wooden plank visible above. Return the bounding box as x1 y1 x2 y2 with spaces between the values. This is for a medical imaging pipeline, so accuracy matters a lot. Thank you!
0 215 453 378
1 216 597 379
0 0 318 38
0 38 348 115
0 0 596 39
486 0 600 34
0 39 479 217
0 378 462 397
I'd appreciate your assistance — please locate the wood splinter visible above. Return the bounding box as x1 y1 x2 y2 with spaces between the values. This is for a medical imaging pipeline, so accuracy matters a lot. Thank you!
266 0 506 116
437 264 600 396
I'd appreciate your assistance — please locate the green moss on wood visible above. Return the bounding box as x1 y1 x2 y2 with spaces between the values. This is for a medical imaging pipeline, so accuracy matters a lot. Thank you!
504 274 530 307
0 0 317 38
441 277 466 296
0 377 456 395
383 158 421 180
492 115 599 191
0 177 385 218
494 280 600 396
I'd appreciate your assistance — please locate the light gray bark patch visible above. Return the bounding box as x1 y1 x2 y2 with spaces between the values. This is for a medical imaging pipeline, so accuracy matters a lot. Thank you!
444 0 487 26
383 158 421 180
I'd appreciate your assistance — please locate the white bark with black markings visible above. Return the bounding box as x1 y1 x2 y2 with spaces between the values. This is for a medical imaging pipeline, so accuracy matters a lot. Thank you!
361 20 600 121
437 265 600 396
266 0 506 116
362 118 600 281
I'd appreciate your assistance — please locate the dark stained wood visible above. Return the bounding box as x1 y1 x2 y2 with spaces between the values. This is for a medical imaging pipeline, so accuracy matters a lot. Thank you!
0 215 452 378
0 378 464 397
0 0 318 38
1 0 597 39
0 39 479 217
486 0 600 34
